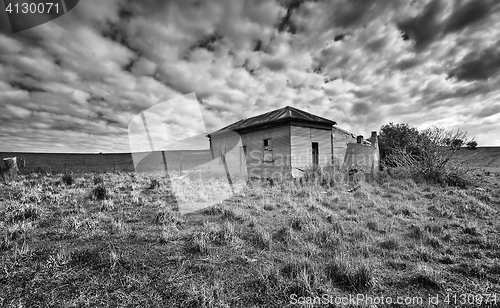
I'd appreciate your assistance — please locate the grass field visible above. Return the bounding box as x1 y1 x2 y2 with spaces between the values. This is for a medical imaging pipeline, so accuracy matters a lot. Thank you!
0 169 499 307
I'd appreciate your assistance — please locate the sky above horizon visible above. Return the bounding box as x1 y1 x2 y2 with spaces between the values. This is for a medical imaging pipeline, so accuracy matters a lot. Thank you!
1 0 500 153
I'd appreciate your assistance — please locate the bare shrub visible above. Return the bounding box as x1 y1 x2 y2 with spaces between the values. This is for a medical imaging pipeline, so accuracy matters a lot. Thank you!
383 126 474 187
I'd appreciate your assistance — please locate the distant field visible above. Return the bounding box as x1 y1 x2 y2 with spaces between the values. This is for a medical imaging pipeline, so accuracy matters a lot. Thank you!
1 146 499 175
451 147 500 172
0 150 212 174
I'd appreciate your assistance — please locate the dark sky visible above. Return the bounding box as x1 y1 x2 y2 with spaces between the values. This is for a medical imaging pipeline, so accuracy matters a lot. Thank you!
1 0 500 152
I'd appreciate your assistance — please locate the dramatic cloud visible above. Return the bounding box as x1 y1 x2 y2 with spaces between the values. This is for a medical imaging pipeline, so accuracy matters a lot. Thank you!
448 43 500 81
398 0 500 52
397 0 446 51
444 0 500 33
0 0 499 153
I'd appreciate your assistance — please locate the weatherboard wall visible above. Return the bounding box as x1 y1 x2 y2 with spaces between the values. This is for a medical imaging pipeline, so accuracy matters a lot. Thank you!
209 125 291 178
290 126 332 177
243 125 291 178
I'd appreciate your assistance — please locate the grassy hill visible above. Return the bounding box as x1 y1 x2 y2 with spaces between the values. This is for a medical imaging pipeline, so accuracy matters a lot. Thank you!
0 171 499 307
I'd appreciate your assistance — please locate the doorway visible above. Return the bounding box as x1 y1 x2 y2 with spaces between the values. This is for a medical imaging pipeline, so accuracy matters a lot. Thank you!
312 142 319 165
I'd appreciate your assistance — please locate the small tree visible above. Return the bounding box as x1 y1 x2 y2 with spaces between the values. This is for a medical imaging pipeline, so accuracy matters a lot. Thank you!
466 140 478 150
379 123 421 164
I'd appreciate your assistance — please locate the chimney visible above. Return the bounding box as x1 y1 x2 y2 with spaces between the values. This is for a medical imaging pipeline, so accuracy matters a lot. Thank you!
357 135 363 144
371 131 377 147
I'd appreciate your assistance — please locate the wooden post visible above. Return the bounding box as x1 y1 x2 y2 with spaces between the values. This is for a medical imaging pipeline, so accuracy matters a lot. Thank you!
179 153 183 173
221 150 234 195
161 150 172 187
331 129 335 168
113 161 116 173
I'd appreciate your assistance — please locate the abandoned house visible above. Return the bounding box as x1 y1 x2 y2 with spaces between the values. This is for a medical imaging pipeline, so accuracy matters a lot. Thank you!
206 106 379 179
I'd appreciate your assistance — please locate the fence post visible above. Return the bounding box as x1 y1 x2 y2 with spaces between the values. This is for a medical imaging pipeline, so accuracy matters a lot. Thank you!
113 162 116 173
179 153 183 173
221 152 234 194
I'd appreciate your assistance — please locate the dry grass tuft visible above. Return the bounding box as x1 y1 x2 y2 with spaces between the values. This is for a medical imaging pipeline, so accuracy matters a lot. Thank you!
186 232 211 254
6 202 40 223
379 237 400 250
325 254 373 291
273 225 296 245
154 207 183 225
61 174 74 186
91 184 107 200
252 225 272 249
412 264 445 290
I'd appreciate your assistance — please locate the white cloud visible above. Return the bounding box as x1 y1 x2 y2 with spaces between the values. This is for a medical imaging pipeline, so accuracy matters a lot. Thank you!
1 0 499 152
5 105 31 118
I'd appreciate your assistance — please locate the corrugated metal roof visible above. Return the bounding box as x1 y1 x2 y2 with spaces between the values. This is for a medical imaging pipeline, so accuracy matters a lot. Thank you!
208 106 337 136
332 125 356 138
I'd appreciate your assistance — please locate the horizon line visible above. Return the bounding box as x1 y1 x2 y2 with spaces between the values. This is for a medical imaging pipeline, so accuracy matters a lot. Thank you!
1 145 500 155
0 149 212 155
